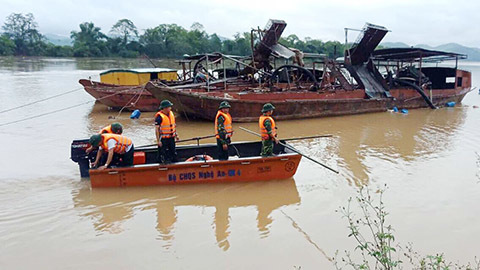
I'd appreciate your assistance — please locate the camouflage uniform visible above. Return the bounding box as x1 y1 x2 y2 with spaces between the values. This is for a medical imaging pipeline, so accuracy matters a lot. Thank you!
216 115 230 160
260 118 274 156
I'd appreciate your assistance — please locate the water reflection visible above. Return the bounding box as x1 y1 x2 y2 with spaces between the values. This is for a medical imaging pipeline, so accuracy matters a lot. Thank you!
272 107 468 186
72 178 300 250
0 56 49 72
0 56 181 74
333 108 468 185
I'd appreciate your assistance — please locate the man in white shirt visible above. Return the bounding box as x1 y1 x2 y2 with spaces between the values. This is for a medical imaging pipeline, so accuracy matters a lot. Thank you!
89 133 134 170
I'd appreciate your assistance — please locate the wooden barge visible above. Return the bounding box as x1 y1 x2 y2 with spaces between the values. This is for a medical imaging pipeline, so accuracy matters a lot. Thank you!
80 79 161 111
79 68 178 111
79 54 247 111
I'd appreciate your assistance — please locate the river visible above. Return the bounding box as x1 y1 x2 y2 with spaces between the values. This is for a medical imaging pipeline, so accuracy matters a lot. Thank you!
0 57 479 269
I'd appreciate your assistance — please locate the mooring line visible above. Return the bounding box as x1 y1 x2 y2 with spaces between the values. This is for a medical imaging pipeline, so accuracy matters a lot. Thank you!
113 87 145 119
280 210 333 262
0 89 132 127
0 87 84 114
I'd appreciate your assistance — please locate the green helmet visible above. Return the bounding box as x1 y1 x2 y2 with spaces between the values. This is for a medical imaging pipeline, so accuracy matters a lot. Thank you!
111 122 123 134
89 134 102 147
219 101 231 109
159 99 173 110
261 103 276 113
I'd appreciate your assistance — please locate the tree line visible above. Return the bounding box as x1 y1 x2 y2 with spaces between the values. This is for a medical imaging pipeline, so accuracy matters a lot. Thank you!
0 13 345 59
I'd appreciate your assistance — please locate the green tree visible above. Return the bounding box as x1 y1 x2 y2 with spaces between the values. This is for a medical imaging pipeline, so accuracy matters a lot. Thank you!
283 34 300 47
187 22 209 54
2 13 44 55
222 32 252 56
70 22 108 57
208 33 222 52
324 41 344 58
139 25 169 57
110 19 138 47
45 44 73 57
0 34 16 55
140 24 193 58
164 24 191 56
105 36 122 55
279 35 345 58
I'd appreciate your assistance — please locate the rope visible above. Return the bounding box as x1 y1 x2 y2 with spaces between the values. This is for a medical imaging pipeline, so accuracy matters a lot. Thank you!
0 101 93 127
114 87 145 119
0 87 84 114
280 210 332 261
0 89 132 127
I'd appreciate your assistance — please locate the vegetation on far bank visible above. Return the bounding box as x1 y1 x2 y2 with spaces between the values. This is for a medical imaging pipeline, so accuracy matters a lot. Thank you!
0 12 345 59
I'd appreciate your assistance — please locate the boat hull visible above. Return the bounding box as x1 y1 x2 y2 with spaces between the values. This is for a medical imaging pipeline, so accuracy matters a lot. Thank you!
89 153 302 188
79 79 160 111
146 82 471 122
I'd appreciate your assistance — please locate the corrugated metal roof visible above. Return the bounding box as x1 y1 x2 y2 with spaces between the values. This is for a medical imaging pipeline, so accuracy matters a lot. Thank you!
181 53 248 61
372 48 467 62
100 68 178 75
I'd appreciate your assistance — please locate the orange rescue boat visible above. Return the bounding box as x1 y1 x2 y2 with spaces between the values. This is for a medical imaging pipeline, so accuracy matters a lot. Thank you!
71 140 302 188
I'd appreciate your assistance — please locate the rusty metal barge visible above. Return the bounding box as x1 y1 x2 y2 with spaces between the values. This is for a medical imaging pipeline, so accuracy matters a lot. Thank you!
145 21 472 122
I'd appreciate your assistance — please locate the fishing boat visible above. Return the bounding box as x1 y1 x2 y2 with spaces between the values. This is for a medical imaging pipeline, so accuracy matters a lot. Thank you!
70 139 302 188
145 23 473 122
79 68 178 111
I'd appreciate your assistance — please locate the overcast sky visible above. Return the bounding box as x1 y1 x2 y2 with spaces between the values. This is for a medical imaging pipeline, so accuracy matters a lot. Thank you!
1 0 478 47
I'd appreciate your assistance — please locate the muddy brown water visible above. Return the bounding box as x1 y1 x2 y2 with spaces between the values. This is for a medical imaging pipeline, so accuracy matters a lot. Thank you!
1 57 480 269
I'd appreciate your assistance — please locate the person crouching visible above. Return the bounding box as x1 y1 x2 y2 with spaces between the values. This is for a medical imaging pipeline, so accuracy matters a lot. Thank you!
85 122 123 155
89 133 134 170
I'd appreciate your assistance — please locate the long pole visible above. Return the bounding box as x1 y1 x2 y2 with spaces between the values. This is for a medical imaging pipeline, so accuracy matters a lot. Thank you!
239 127 339 174
135 134 333 149
282 134 333 141
223 55 227 91
135 134 217 149
206 54 210 92
220 53 272 76
143 54 158 68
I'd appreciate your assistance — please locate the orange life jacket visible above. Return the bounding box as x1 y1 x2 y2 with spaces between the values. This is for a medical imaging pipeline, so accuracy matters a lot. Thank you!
101 134 132 154
215 111 233 139
99 125 113 134
259 115 276 140
155 111 176 138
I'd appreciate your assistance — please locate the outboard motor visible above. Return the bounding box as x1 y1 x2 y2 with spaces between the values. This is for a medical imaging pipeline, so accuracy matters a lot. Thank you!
70 139 96 178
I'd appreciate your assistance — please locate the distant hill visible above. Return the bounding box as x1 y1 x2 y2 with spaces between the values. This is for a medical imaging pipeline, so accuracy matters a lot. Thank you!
380 42 409 48
44 33 72 46
380 42 480 61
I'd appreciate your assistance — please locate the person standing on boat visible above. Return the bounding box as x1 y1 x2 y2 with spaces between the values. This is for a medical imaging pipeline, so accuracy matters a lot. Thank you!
85 122 123 154
155 100 179 164
89 133 134 170
215 101 233 160
259 103 279 157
